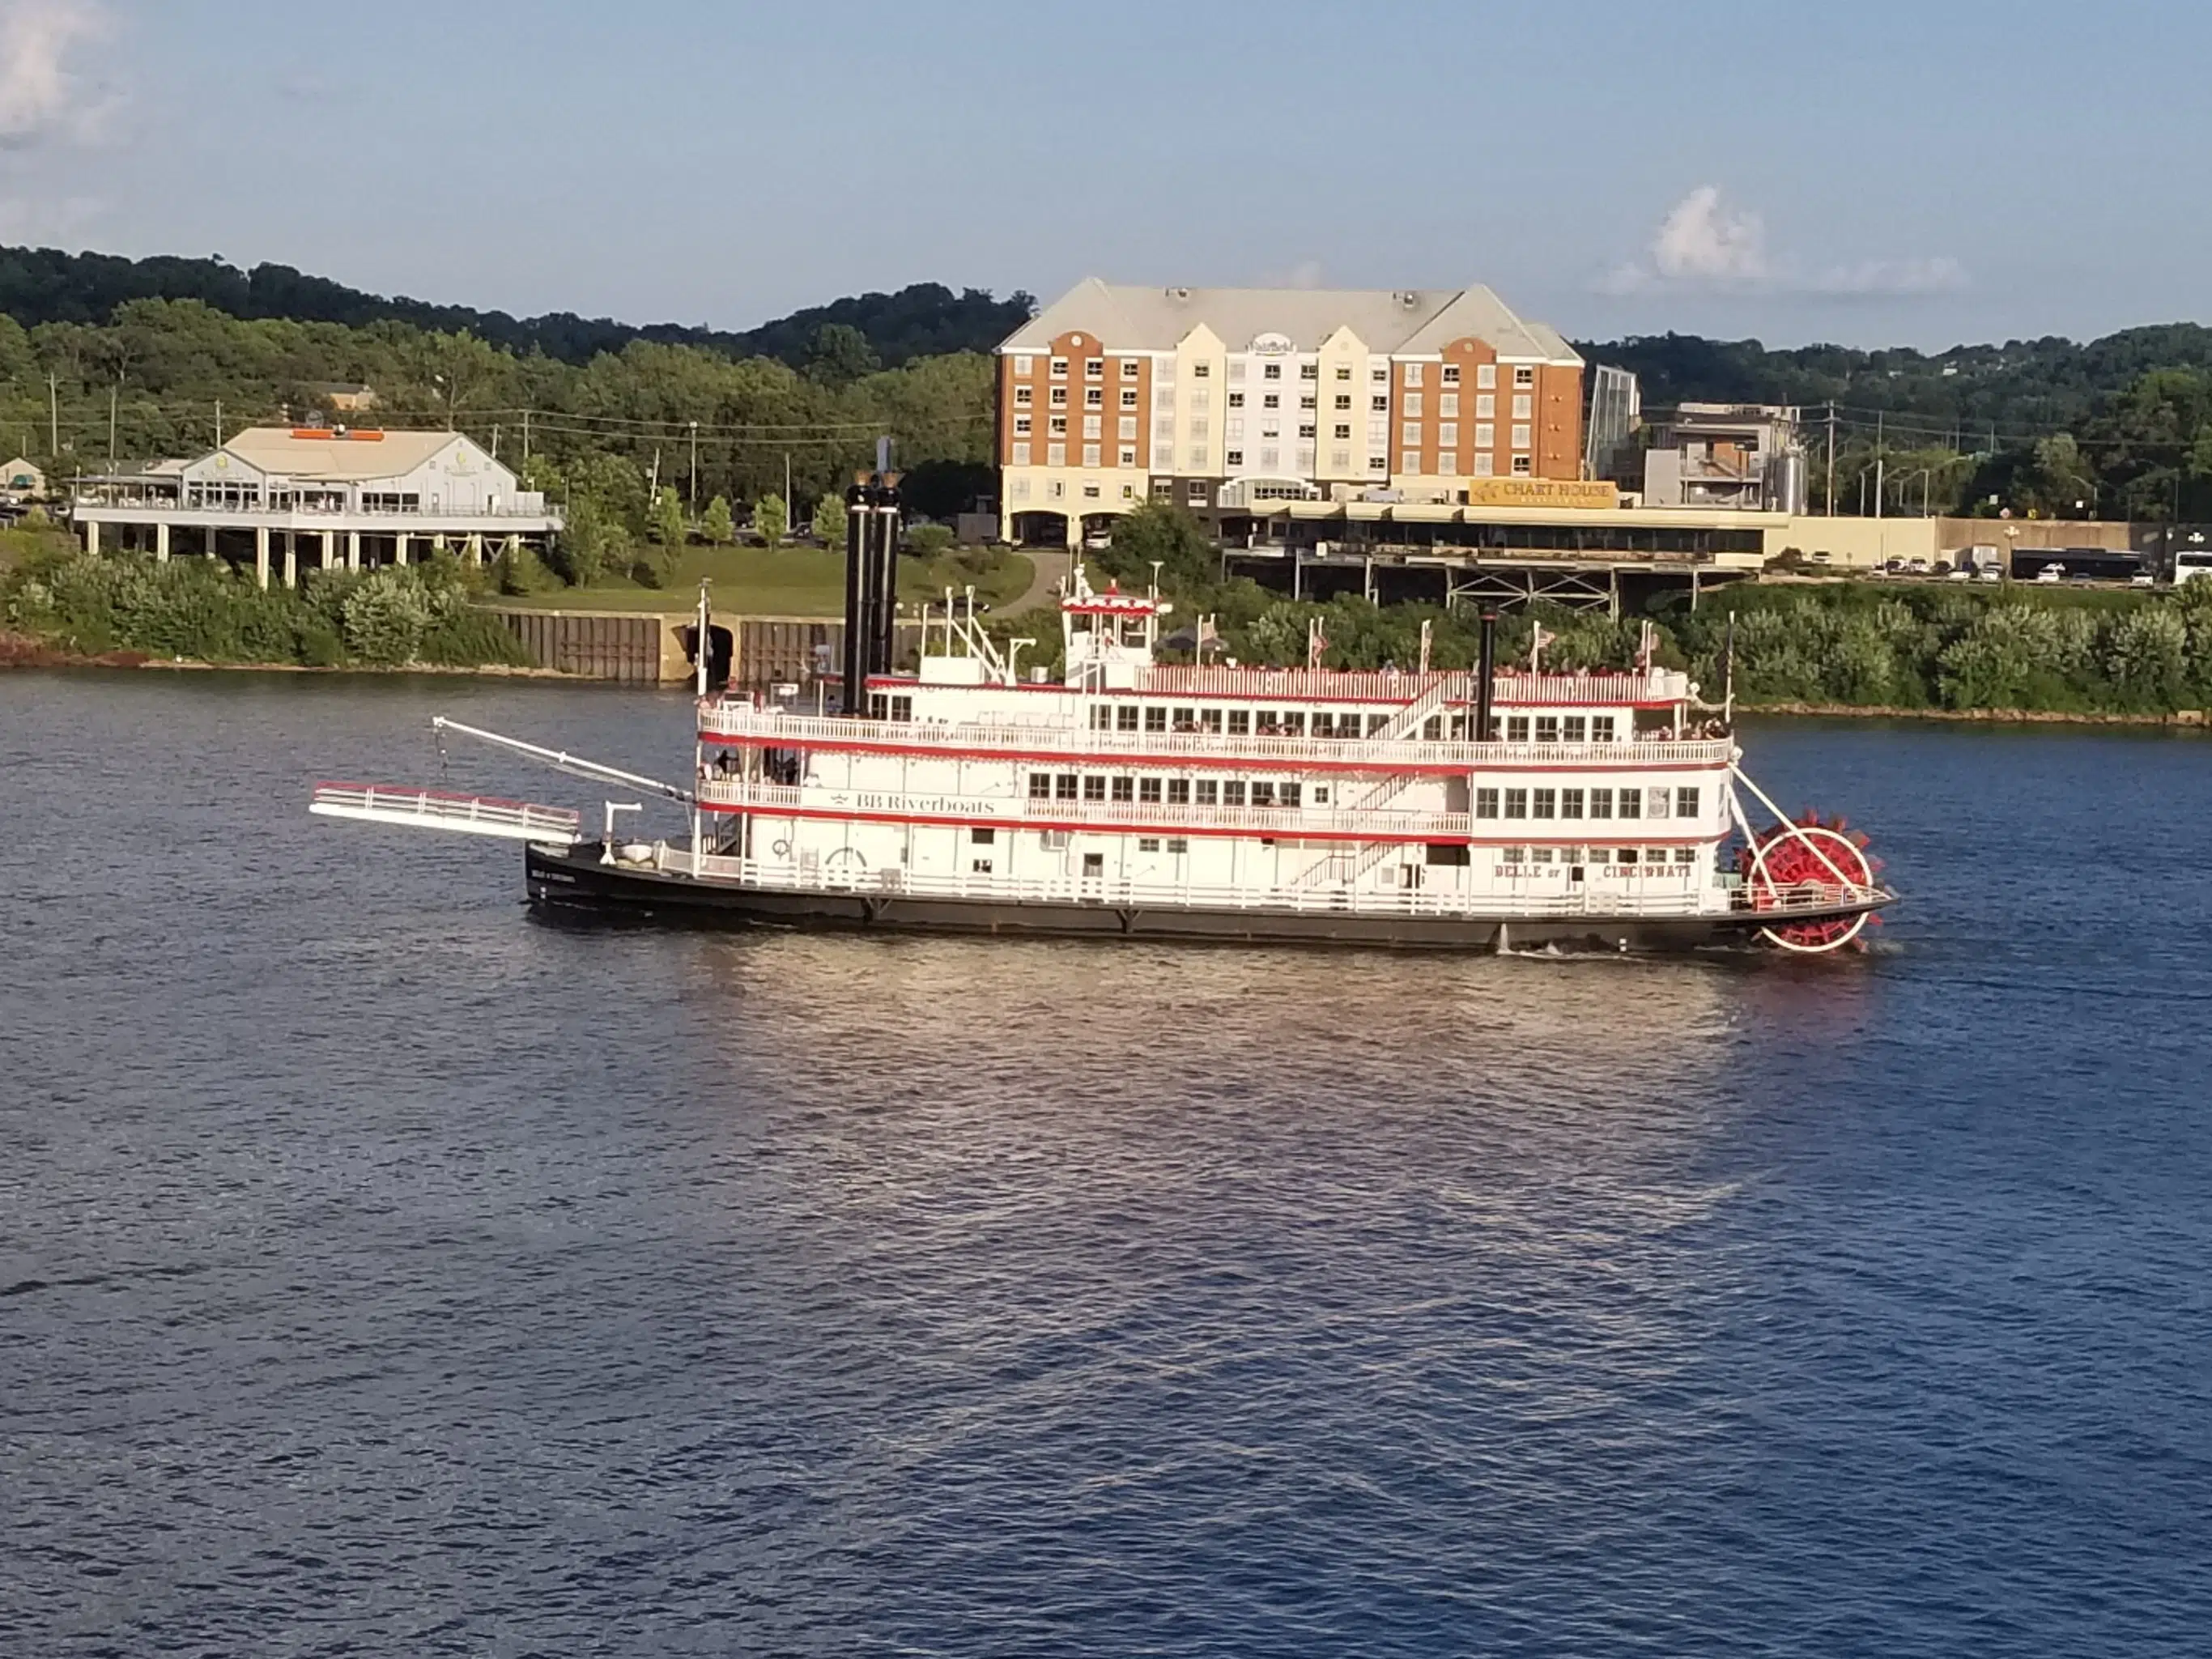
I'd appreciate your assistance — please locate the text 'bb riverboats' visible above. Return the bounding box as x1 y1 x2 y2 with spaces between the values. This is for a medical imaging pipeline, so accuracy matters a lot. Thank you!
310 479 1894 956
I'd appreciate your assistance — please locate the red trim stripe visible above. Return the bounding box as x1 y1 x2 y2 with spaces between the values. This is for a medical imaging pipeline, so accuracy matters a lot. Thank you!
697 731 1722 775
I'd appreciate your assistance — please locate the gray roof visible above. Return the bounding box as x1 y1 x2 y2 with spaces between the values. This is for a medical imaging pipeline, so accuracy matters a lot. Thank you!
1001 278 1582 364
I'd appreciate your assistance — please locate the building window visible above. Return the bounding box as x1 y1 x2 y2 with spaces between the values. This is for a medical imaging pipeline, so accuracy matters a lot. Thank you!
1475 787 1499 819
1228 392 1244 409
1589 787 1613 819
1403 393 1423 418
1192 362 1210 376
1083 415 1102 439
1050 357 1068 379
1168 779 1191 805
1512 455 1533 475
1011 479 1030 500
1333 424 1351 441
1514 366 1535 388
1086 388 1104 408
1111 776 1134 802
1592 717 1617 742
1474 423 1495 449
1368 456 1388 471
1401 452 1421 475
1121 389 1138 409
1014 355 1033 376
1118 416 1138 440
1473 454 1495 477
1119 446 1137 466
1504 788 1529 819
1475 394 1495 419
1441 364 1461 385
1085 358 1104 379
1560 788 1585 819
1330 448 1351 469
1226 449 1244 466
1533 788 1556 819
1015 386 1033 407
1083 776 1105 801
1298 423 1317 439
1334 394 1351 411
1676 786 1701 819
1400 422 1420 447
1300 363 1317 379
1511 425 1533 450
1195 779 1219 805
1186 482 1206 504
1300 395 1316 410
1011 442 1031 466
1439 393 1459 418
1048 480 1065 499
1029 772 1052 799
1121 359 1139 376
1222 781 1246 806
1262 393 1279 410
1263 363 1282 380
1476 364 1496 389
1512 394 1534 420
1047 443 1066 466
1403 363 1423 387
1049 387 1067 407
1049 415 1068 436
1438 423 1457 448
1078 444 1099 466
1014 415 1032 436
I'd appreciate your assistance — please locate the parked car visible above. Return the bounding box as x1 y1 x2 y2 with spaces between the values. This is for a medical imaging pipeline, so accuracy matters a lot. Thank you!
1977 568 2001 583
1906 557 1931 574
1946 567 1972 581
2131 572 2156 587
2035 564 2065 584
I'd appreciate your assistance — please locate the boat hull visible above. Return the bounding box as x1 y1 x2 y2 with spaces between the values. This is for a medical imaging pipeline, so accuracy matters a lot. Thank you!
524 844 1880 955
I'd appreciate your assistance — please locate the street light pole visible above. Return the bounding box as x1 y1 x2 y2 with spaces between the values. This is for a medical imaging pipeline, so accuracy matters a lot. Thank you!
688 419 699 506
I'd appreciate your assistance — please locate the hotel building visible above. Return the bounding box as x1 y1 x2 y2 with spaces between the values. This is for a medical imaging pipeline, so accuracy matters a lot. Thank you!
996 279 1590 546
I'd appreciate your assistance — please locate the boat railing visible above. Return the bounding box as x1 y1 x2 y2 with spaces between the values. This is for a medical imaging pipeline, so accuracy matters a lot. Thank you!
698 705 1734 772
661 849 1878 922
309 782 582 844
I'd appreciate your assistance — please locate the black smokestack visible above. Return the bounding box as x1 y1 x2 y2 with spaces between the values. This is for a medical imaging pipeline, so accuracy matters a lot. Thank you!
1475 610 1497 741
840 478 867 716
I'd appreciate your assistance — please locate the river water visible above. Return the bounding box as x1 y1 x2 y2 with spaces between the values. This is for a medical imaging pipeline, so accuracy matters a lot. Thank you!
3 671 2209 1657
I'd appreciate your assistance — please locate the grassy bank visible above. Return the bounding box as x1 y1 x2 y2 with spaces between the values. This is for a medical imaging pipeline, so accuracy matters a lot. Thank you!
2 543 534 670
495 542 1034 616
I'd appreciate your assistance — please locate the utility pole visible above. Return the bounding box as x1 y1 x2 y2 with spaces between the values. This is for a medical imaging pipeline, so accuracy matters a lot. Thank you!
107 381 117 470
491 424 500 462
521 409 530 469
48 373 58 457
688 419 699 505
215 400 223 449
1874 410 1885 520
1825 402 1837 517
784 451 793 521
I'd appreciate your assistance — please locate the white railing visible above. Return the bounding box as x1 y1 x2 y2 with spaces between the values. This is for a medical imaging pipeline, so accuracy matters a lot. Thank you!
652 848 1882 925
697 704 1736 773
693 776 1729 844
309 782 581 844
1134 665 1692 706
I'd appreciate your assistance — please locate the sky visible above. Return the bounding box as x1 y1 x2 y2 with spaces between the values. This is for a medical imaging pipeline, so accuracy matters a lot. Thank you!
2 0 2207 351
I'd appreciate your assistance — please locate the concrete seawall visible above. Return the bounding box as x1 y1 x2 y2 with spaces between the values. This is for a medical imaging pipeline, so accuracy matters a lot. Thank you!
479 607 907 687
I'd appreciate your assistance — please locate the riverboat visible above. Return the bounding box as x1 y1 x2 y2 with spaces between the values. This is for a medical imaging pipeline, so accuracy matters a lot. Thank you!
310 489 1893 955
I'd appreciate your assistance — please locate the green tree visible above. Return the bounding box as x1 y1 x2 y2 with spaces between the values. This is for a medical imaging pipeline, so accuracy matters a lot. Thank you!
700 494 736 546
650 486 687 549
812 491 848 549
1100 503 1216 592
753 491 789 545
803 322 880 386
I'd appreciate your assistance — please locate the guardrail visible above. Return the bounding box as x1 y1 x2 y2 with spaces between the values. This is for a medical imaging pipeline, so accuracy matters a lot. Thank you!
696 705 1736 773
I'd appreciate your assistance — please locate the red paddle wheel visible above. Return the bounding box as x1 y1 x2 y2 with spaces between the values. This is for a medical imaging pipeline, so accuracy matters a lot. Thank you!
1737 812 1882 954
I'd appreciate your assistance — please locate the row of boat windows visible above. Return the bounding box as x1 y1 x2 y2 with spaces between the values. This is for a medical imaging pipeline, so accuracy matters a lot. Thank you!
1083 705 1621 742
1495 846 1699 867
1028 772 1314 808
1475 785 1699 820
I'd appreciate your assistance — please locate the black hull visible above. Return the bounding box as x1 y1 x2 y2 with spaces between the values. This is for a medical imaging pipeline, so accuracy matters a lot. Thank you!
525 844 1882 955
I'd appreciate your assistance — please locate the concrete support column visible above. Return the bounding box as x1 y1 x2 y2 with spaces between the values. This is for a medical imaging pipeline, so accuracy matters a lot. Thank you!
432 533 449 559
466 531 484 567
504 533 521 564
346 530 360 572
282 533 298 589
394 532 409 568
321 530 335 571
84 519 100 556
155 521 171 564
204 525 216 560
254 525 270 589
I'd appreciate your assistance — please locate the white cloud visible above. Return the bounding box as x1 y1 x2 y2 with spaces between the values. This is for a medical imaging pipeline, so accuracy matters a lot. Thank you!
1599 185 1967 300
0 0 108 150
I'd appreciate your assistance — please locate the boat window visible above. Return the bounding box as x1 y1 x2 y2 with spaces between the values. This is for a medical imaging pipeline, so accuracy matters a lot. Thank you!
1532 789 1556 819
1475 788 1499 819
1591 716 1617 742
1563 716 1585 742
1057 773 1079 800
1168 779 1191 805
1138 777 1163 803
972 827 996 844
1196 780 1219 805
1674 847 1696 865
1310 713 1334 738
1090 706 1112 731
1560 788 1584 819
1589 787 1613 818
1040 830 1070 850
1029 772 1052 799
1423 715 1443 740
1368 715 1389 736
1278 782 1302 808
1227 710 1252 735
1083 853 1104 876
1504 789 1528 819
1312 786 1329 804
1083 776 1107 801
1617 788 1641 820
1172 707 1197 730
1112 776 1135 802
1278 712 1305 736
1222 781 1247 806
1138 837 1161 852
1117 705 1140 732
1506 716 1530 742
1257 710 1280 734
1167 838 1189 853
1675 786 1700 819
1618 848 1638 865
1646 788 1672 819
1426 843 1470 866
1145 707 1168 733
1200 709 1223 734
1563 845 1587 866
972 859 993 874
1501 845 1526 864
1448 713 1469 739
1530 847 1554 864
891 696 912 722
1535 716 1559 743
1250 782 1275 807
1645 846 1670 865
